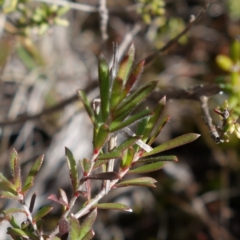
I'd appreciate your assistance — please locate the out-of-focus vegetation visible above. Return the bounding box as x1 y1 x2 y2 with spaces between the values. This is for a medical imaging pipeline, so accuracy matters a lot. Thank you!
0 0 240 239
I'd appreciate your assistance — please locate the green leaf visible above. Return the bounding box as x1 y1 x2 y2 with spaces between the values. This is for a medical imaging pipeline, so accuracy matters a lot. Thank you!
116 177 157 188
148 116 170 145
7 228 38 240
22 155 44 193
33 206 53 222
3 208 28 216
231 39 240 62
94 124 109 152
128 161 165 174
121 147 135 169
9 215 20 228
93 159 109 170
9 149 21 190
78 90 97 126
143 133 201 157
82 230 95 240
65 147 79 192
110 109 152 132
97 136 139 160
142 96 166 142
0 191 19 200
0 173 17 194
138 155 178 162
117 44 135 85
80 158 91 174
110 77 124 111
79 209 97 240
94 203 132 212
69 216 81 239
98 54 110 121
124 60 145 95
113 81 157 120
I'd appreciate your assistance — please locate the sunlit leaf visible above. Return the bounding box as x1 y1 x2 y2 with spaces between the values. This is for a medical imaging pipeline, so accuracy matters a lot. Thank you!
9 149 21 191
116 177 157 188
94 203 132 212
69 216 81 239
3 208 28 216
33 206 53 222
0 191 18 200
79 209 97 240
80 158 91 174
110 77 124 111
128 161 165 174
0 173 17 194
143 133 201 157
22 155 44 194
98 54 110 121
65 147 78 192
82 230 95 240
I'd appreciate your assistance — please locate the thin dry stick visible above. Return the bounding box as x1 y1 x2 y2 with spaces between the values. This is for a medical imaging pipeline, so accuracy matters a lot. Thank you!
99 0 109 41
200 96 223 144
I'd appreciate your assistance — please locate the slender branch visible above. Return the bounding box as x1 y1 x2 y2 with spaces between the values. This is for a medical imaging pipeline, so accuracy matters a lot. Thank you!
33 0 98 12
144 1 210 65
99 0 109 41
200 96 223 144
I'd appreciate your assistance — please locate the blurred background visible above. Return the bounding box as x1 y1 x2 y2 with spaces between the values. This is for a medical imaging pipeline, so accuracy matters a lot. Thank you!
1 0 240 239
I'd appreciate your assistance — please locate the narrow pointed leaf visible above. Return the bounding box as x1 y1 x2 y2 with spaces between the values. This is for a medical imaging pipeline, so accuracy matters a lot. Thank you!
138 155 178 162
148 116 171 145
117 44 135 84
93 159 109 169
65 147 78 192
69 216 81 239
82 230 95 240
78 90 97 126
97 151 121 160
3 208 28 216
98 54 110 121
85 172 120 180
94 124 109 151
124 60 145 95
128 161 165 174
121 147 135 169
110 109 152 132
142 96 166 142
110 77 124 110
97 136 139 160
143 133 201 157
9 149 21 190
94 203 132 212
79 209 97 240
0 173 17 194
7 228 38 239
113 81 157 119
9 215 20 229
116 177 157 188
0 191 18 200
22 155 44 193
80 158 91 174
33 206 53 222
